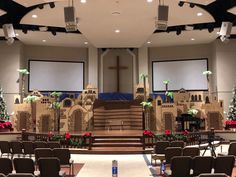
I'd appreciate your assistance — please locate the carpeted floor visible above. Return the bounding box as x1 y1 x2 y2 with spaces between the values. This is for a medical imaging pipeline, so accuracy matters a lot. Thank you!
72 144 236 177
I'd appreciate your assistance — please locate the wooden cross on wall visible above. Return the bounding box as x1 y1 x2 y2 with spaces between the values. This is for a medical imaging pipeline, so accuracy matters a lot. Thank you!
108 56 128 92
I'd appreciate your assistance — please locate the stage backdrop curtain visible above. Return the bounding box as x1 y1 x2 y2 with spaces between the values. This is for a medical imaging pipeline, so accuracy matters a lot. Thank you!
98 92 133 101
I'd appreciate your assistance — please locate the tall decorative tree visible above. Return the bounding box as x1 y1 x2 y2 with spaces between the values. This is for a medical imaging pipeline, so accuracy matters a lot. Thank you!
228 83 236 120
0 86 9 120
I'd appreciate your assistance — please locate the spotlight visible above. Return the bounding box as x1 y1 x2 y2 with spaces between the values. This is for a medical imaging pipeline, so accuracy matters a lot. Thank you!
38 4 44 9
178 1 184 7
189 3 195 8
49 2 55 8
51 31 57 36
207 24 214 33
176 28 181 35
22 28 27 34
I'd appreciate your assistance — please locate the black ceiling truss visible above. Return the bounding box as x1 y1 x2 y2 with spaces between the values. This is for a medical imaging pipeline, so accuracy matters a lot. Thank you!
0 0 236 39
0 0 81 40
155 0 236 37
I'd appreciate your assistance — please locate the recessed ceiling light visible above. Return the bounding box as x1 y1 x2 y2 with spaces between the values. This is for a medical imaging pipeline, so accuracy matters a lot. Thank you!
147 41 151 44
115 29 120 33
15 33 19 36
32 14 38 18
147 0 153 2
42 39 46 42
191 38 195 41
84 41 88 45
81 0 86 3
197 12 203 16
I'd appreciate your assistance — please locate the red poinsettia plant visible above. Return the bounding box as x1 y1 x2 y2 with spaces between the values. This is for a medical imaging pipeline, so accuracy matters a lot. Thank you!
225 120 236 129
83 132 92 137
165 129 171 135
143 130 154 137
0 121 13 131
65 132 71 140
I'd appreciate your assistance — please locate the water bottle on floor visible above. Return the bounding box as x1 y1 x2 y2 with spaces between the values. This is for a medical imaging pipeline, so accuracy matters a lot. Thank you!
112 160 118 177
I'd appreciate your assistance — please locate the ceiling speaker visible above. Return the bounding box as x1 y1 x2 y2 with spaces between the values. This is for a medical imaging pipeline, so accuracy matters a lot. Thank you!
3 24 16 38
156 5 169 31
64 6 78 32
219 22 232 37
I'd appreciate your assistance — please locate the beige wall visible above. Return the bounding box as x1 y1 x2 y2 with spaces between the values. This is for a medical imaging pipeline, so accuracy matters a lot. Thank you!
0 41 22 113
23 45 88 92
215 39 236 114
102 49 134 93
148 44 213 92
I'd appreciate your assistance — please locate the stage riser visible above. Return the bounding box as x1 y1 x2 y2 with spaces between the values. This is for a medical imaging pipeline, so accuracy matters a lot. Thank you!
92 144 143 147
93 102 143 130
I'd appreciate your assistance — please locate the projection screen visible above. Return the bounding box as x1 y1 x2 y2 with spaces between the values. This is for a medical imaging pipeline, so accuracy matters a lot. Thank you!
152 59 208 92
29 60 84 92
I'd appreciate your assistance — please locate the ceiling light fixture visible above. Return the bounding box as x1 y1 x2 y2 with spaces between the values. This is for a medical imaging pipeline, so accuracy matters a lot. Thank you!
178 1 184 7
147 0 153 2
15 33 19 36
176 28 181 35
207 24 214 33
84 41 88 44
49 2 55 8
22 28 27 34
189 3 195 8
38 4 44 9
191 38 195 41
147 41 151 44
32 14 38 18
81 0 87 3
115 29 120 33
42 39 46 42
51 31 57 36
197 12 203 16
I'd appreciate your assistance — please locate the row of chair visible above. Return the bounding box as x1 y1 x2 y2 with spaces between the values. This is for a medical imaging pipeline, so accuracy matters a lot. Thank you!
34 148 73 176
0 141 61 158
163 155 235 177
0 157 66 177
151 146 200 165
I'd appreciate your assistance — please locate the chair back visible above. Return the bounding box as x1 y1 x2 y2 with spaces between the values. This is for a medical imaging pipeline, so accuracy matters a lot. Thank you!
22 141 34 155
47 142 61 149
0 141 11 154
192 156 213 176
165 147 182 164
10 141 23 154
198 173 227 177
183 147 200 157
33 141 47 149
13 158 35 174
170 141 185 148
228 142 236 156
0 158 13 175
0 173 6 177
38 157 61 177
170 156 192 177
53 148 71 165
214 155 235 176
7 173 35 177
34 148 53 163
154 141 169 154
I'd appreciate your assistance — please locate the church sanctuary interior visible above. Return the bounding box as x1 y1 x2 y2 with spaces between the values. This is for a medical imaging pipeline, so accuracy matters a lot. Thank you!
1 0 236 176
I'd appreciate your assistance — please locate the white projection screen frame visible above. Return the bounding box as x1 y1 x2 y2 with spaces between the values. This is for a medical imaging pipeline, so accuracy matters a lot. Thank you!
152 59 208 92
29 60 84 92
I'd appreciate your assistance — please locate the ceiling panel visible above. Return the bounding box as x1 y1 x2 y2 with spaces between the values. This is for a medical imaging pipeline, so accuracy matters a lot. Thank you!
146 29 218 47
228 6 236 16
0 9 6 16
14 30 90 47
20 0 214 48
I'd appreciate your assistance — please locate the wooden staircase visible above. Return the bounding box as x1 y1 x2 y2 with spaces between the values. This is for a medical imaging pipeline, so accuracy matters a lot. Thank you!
90 135 146 154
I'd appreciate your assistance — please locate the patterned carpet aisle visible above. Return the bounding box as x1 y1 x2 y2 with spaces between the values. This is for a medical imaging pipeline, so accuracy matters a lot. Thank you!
72 154 152 177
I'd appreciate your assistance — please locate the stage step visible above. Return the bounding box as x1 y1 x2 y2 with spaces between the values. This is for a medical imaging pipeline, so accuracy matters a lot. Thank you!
91 135 144 149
